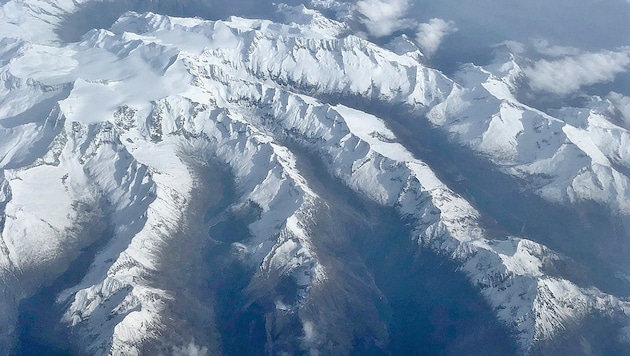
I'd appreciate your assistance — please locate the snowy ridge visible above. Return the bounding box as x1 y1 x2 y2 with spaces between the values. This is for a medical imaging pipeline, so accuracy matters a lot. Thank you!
51 91 331 353
172 15 630 348
182 8 630 219
217 78 629 347
434 58 630 216
0 4 629 354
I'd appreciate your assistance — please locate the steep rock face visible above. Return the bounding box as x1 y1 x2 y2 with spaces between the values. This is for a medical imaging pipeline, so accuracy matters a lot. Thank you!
0 4 629 355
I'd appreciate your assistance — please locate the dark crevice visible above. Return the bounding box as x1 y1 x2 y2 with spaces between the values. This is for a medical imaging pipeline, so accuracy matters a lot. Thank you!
15 157 155 354
16 224 114 355
290 91 630 298
284 139 519 355
199 161 269 355
208 200 262 244
142 155 268 355
384 107 630 296
530 312 630 356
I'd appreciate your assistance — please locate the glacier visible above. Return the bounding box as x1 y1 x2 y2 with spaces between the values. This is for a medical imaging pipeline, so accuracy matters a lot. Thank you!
1 1 630 354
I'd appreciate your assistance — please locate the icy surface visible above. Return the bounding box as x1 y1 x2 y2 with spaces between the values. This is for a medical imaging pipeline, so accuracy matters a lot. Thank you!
0 2 629 354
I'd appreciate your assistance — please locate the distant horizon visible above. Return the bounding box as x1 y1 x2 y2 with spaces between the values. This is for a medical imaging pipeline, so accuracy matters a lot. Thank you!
52 0 630 120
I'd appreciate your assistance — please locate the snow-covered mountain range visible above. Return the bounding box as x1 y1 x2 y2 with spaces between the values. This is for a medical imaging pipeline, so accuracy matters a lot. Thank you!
1 1 630 354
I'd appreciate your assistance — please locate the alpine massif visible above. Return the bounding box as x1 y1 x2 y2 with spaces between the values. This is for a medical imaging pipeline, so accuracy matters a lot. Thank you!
1 0 630 354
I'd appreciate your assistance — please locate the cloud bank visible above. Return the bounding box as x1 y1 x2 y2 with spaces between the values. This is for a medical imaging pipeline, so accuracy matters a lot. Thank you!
524 50 630 95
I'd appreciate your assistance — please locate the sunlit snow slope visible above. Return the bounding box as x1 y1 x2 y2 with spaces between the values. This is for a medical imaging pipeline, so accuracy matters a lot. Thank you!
1 2 630 355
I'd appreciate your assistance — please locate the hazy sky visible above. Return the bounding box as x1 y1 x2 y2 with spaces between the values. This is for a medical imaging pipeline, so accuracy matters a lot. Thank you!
199 0 630 53
348 0 630 62
407 0 630 50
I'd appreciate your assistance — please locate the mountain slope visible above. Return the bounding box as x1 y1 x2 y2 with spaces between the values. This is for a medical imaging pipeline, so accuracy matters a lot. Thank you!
0 3 629 355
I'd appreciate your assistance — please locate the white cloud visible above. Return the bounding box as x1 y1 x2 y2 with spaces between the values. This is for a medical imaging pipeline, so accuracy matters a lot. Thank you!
173 341 209 356
415 18 457 57
608 91 630 123
524 50 630 95
355 0 413 37
530 39 580 58
302 320 316 342
496 40 527 55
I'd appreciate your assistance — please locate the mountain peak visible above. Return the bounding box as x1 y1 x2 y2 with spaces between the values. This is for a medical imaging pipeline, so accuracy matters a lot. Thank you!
2 3 630 354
